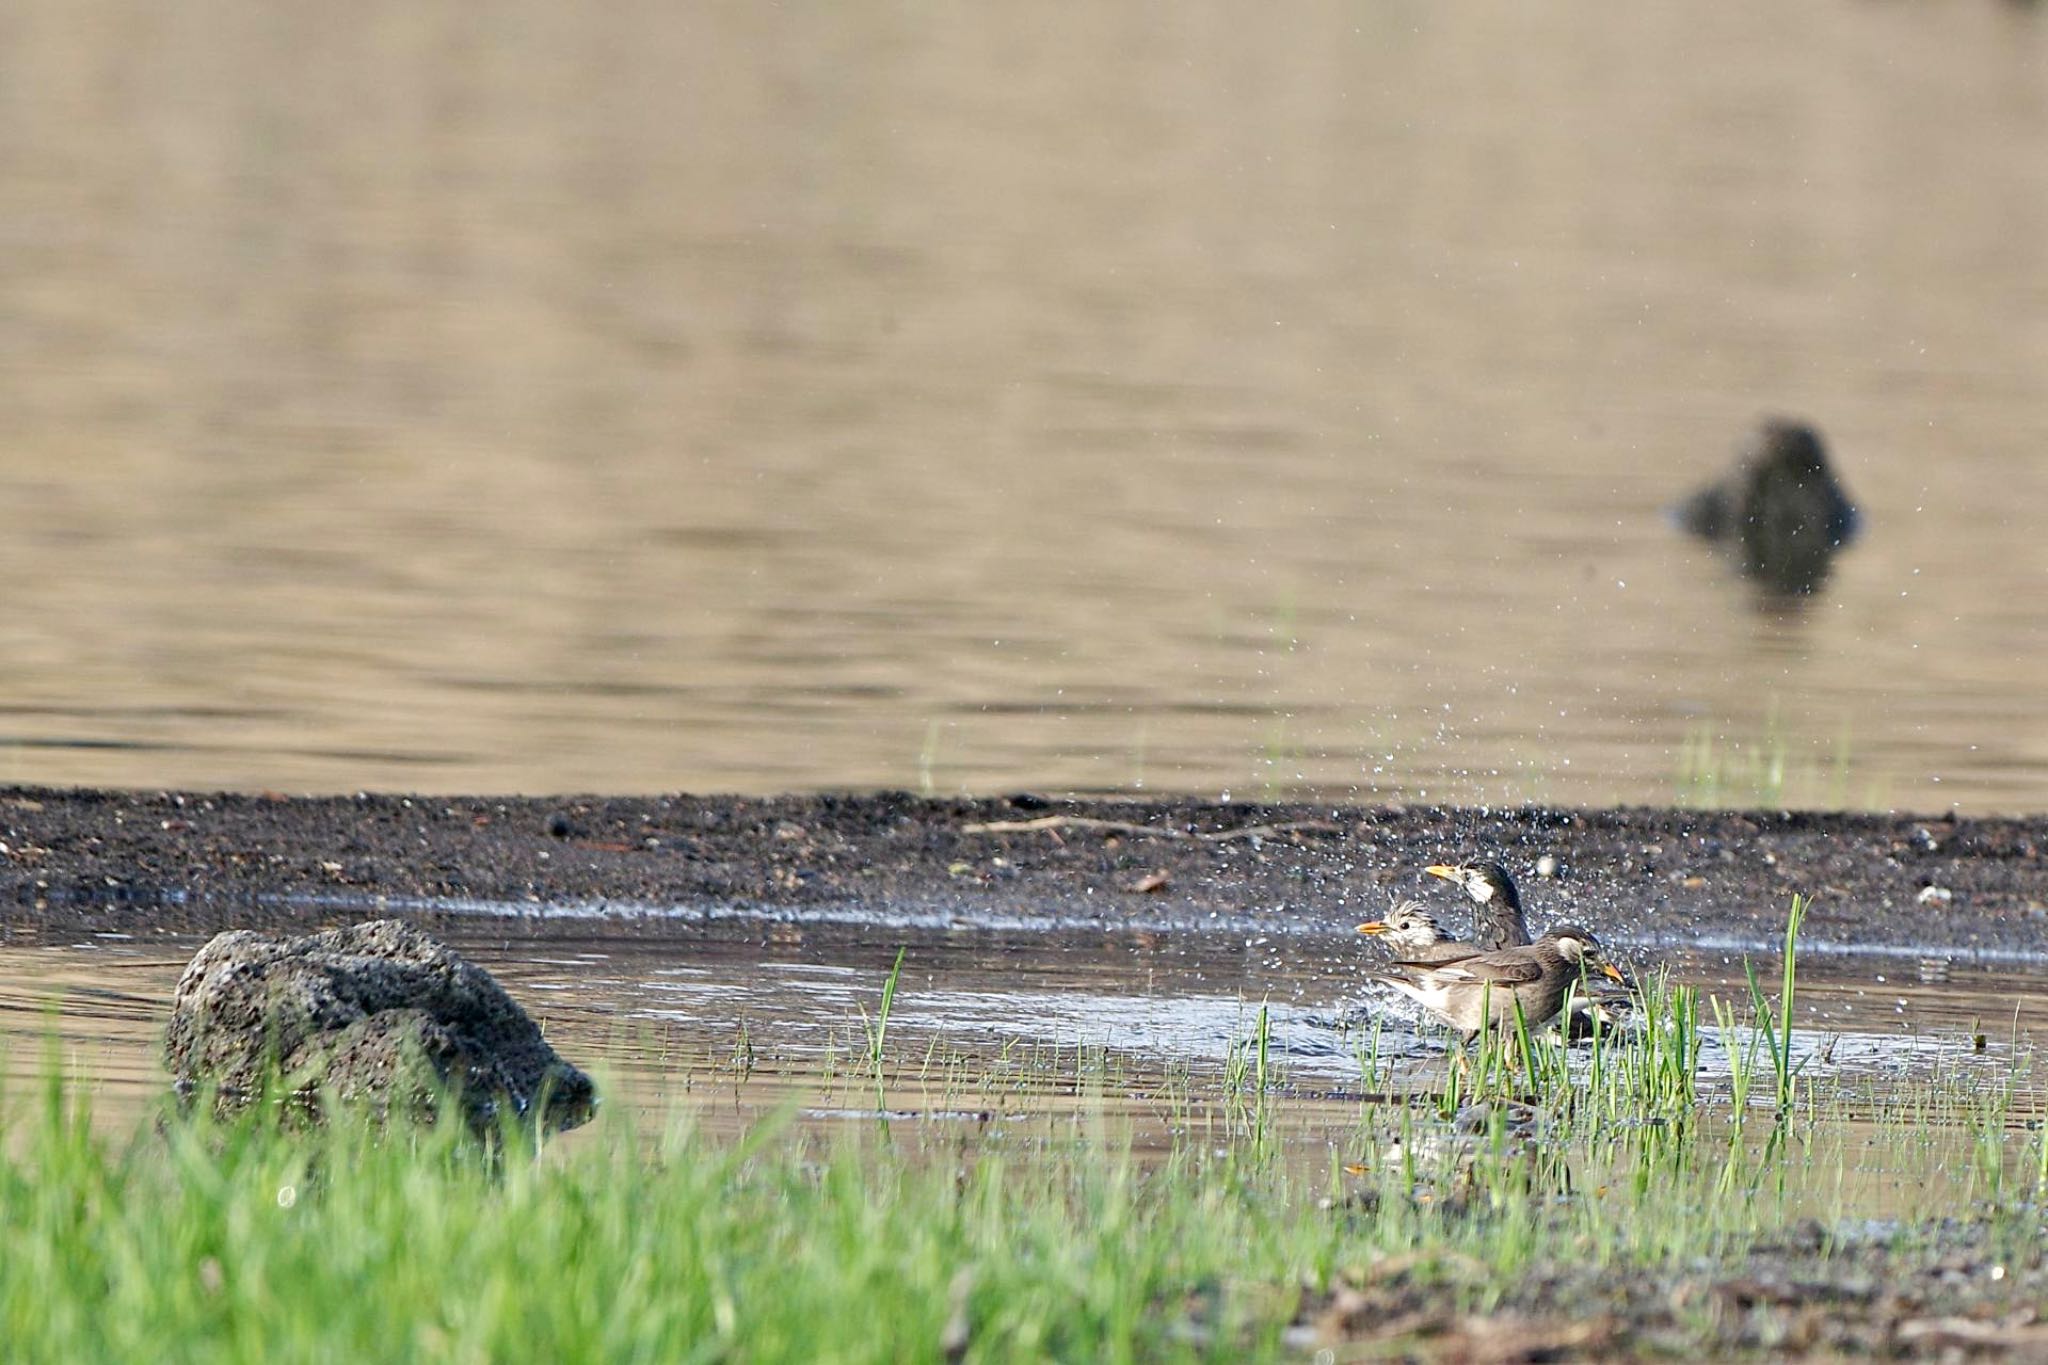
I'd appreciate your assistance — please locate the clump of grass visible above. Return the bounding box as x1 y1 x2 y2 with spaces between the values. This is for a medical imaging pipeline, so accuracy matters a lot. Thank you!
1740 892 1809 1116
1351 1018 1387 1094
1677 721 1789 809
0 1075 1508 1362
1594 969 1701 1124
1222 1004 1276 1153
1675 713 1860 810
1423 964 1700 1133
856 947 907 1109
916 721 942 797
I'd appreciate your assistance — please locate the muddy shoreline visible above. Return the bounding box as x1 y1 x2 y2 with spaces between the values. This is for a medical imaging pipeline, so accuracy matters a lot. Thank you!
1 787 2044 956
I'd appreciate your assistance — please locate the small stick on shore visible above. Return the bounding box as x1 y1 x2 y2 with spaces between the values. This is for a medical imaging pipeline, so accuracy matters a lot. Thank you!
959 815 1343 842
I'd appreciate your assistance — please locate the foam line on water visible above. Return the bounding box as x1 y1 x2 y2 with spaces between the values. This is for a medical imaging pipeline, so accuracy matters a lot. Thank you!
267 890 2048 967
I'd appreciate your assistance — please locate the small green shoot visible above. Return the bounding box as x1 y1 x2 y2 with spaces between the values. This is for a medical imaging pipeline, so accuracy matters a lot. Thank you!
857 947 907 1109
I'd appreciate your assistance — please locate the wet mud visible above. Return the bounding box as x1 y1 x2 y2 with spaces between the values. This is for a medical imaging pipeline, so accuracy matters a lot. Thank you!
1 787 2043 956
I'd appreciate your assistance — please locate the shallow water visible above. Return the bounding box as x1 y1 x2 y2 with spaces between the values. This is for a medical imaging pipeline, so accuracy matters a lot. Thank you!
7 906 2043 1206
3 3 2048 810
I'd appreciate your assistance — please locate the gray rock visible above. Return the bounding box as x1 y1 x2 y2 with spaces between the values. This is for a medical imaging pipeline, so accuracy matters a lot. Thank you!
163 920 595 1135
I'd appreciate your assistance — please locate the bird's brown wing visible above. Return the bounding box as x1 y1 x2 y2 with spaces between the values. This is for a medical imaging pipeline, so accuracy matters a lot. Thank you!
1411 950 1548 987
1389 942 1485 968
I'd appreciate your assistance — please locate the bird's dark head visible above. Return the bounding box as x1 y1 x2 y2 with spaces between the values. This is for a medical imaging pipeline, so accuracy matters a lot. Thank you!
1424 860 1521 910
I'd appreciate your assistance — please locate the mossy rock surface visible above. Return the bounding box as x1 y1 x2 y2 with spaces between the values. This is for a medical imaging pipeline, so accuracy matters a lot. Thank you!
164 919 595 1134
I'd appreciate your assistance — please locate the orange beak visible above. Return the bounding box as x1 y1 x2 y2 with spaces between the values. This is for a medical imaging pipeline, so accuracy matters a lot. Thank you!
1422 864 1462 883
1599 962 1626 983
1355 921 1389 935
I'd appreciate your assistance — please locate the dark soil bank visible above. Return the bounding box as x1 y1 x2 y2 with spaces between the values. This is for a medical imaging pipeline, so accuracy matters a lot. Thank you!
2 787 2044 955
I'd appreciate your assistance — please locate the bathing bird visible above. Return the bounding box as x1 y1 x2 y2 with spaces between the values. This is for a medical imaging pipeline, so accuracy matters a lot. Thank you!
1351 900 1466 965
1422 860 1532 950
1356 899 1485 966
1365 927 1624 1044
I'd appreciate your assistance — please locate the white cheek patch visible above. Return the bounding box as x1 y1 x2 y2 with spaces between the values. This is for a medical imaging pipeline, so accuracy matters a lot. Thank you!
1469 880 1495 902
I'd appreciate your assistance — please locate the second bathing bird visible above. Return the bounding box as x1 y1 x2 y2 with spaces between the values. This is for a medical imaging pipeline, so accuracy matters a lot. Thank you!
1353 899 1476 964
1365 927 1624 1043
1422 860 1532 950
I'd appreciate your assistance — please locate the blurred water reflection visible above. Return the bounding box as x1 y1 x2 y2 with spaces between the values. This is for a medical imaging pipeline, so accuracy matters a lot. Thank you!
1 1 2044 809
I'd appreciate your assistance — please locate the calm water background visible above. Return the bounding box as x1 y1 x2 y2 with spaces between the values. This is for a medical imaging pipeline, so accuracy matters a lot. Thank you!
3 1 2046 810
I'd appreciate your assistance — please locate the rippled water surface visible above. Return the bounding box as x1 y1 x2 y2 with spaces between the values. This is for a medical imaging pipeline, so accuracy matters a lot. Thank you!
2 3 2047 809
